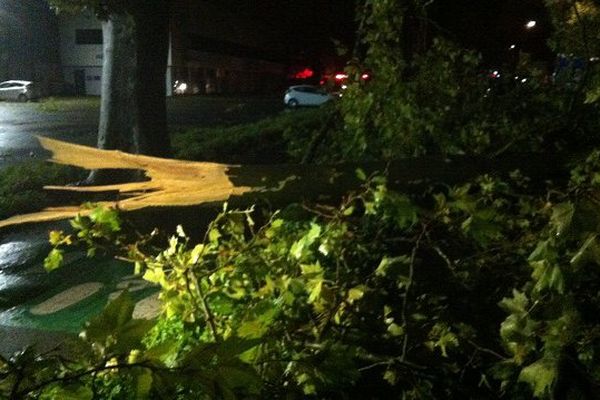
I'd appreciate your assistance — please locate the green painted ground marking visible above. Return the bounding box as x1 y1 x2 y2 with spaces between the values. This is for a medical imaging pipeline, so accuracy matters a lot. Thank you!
0 241 158 333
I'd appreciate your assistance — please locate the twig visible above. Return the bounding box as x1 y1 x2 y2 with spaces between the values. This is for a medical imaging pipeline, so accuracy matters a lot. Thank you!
466 339 507 361
400 224 427 362
190 271 221 343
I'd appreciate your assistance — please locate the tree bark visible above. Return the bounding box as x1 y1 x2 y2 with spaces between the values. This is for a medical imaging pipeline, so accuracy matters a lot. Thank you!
132 0 170 158
97 14 137 154
88 2 171 183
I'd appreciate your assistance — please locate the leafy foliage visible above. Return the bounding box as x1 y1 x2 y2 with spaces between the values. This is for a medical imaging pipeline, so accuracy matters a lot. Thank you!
173 106 334 164
11 157 588 398
6 1 600 398
331 0 599 161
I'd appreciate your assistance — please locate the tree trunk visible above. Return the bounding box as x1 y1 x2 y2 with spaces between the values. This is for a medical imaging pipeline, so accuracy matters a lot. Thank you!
132 0 170 158
88 2 170 183
97 14 137 154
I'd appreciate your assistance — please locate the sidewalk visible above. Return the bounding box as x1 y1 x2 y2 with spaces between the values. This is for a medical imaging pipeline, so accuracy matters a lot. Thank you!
0 325 76 358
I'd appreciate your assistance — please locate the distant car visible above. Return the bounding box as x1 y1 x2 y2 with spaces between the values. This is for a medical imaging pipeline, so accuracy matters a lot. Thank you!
284 85 333 107
0 80 40 102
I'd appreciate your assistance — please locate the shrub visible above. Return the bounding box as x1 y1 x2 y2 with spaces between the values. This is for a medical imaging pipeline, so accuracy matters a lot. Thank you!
172 107 334 164
0 161 85 219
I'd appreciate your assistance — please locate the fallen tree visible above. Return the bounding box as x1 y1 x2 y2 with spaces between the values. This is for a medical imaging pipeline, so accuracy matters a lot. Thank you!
0 136 576 229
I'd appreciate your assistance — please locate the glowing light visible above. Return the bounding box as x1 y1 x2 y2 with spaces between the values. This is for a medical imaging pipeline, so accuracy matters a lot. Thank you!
341 84 348 90
361 73 370 80
525 20 537 29
521 78 528 83
335 73 348 81
293 68 314 79
509 44 516 50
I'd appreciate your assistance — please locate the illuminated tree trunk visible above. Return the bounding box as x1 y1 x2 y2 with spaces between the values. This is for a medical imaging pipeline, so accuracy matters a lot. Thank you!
89 2 171 183
97 14 137 155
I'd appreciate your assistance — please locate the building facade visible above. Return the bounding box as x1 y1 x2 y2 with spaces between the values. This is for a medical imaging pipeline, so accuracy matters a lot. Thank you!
58 13 104 96
58 2 287 96
0 0 61 94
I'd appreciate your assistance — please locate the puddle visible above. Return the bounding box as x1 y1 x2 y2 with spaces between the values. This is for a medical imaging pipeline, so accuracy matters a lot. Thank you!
0 239 48 271
0 271 25 292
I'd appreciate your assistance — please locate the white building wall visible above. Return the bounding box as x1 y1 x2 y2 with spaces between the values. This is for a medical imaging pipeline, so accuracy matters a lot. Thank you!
59 13 103 95
59 14 174 96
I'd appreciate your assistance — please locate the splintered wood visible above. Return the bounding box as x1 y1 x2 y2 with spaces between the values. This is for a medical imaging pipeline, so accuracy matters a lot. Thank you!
0 137 252 228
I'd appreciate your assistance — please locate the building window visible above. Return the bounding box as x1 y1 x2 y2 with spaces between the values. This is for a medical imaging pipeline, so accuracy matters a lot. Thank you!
75 29 102 45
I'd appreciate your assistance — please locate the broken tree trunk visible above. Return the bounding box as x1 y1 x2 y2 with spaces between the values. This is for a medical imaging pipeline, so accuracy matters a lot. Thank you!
0 137 575 229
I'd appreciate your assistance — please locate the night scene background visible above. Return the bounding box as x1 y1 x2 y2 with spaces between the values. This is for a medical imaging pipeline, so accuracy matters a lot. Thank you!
0 1 599 399
0 0 555 92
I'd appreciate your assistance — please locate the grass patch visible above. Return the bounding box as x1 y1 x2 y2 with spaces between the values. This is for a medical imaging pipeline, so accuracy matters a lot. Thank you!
0 161 86 219
36 97 100 113
172 107 332 164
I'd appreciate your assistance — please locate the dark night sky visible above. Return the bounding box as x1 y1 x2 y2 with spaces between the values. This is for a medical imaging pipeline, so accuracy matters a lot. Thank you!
220 0 552 68
1 0 554 80
215 0 356 57
431 0 552 65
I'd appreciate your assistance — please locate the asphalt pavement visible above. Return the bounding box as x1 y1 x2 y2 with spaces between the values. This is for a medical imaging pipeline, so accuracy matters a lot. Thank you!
0 95 282 167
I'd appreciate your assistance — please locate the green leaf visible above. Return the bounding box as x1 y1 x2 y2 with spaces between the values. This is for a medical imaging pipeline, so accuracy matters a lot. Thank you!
133 368 153 400
238 302 279 339
461 209 502 246
528 240 554 262
83 291 154 351
114 319 157 353
347 285 366 302
44 248 64 272
356 168 367 181
570 233 600 268
190 244 205 264
389 194 418 228
427 323 459 357
518 357 558 398
290 223 322 260
216 337 263 360
499 290 529 315
307 279 323 304
300 262 323 278
209 228 221 243
49 230 70 246
342 205 355 216
530 260 564 294
89 206 121 232
143 267 165 285
41 384 93 400
387 323 404 337
383 369 398 385
550 202 574 237
218 364 262 394
375 256 410 278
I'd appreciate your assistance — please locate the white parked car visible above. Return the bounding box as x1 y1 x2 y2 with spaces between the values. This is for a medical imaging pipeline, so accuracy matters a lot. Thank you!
0 80 40 102
284 85 333 107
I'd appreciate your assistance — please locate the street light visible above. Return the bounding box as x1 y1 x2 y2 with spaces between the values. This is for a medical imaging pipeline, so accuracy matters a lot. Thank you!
525 20 537 29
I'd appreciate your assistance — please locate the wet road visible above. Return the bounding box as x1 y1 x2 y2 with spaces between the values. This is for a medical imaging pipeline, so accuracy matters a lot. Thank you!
0 103 97 165
0 222 158 356
0 95 283 354
0 96 282 167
